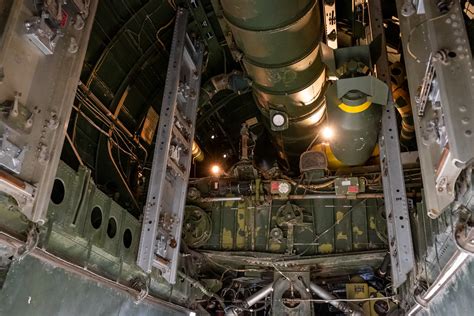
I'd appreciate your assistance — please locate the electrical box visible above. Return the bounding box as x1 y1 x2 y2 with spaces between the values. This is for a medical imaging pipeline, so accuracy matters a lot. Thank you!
334 177 366 196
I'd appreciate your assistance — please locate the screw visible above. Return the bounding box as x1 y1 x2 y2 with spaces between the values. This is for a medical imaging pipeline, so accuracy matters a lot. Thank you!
68 37 79 54
401 1 416 17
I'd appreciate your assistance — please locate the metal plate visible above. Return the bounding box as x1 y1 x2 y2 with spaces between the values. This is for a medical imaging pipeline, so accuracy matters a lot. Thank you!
0 0 99 222
396 0 474 218
368 0 415 288
136 8 204 283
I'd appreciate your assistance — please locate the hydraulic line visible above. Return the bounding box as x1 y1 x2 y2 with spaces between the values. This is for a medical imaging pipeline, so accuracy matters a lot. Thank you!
309 282 364 316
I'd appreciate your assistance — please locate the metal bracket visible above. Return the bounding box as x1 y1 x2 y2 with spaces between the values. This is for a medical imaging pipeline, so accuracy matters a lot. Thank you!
454 210 474 255
368 0 415 288
396 0 474 218
0 169 36 217
416 53 435 117
136 8 204 284
323 0 338 49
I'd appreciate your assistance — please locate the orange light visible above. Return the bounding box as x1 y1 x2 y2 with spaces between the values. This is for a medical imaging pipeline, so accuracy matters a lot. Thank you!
321 126 334 140
210 164 221 176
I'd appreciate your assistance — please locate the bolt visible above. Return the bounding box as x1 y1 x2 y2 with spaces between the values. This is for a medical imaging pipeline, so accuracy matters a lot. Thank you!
433 49 449 65
169 238 177 248
401 1 416 17
74 15 85 30
68 37 79 54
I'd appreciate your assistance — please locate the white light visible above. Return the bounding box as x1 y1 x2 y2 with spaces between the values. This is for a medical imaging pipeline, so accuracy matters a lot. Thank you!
211 135 215 140
189 312 196 316
223 154 227 158
211 164 221 176
278 182 291 194
272 113 285 127
321 126 334 140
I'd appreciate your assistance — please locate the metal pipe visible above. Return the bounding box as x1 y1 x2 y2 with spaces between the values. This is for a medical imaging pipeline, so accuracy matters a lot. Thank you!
377 252 391 277
199 193 384 203
407 249 469 315
221 0 326 165
309 282 363 316
198 192 424 203
77 82 148 157
244 282 274 308
177 270 226 309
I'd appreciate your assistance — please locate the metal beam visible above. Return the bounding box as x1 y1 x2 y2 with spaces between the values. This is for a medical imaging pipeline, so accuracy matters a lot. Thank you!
367 0 415 288
137 8 204 284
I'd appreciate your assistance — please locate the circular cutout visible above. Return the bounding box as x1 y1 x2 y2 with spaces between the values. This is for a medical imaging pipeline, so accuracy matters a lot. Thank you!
90 206 102 229
282 288 302 309
123 228 132 248
391 67 402 76
107 217 117 238
51 179 65 205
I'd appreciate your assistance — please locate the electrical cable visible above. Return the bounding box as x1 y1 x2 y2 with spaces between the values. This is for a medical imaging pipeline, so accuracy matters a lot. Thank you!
72 105 139 160
65 133 84 166
177 270 226 309
406 12 450 63
204 254 267 273
106 133 140 210
286 199 369 258
155 16 175 51
75 92 140 158
76 90 148 160
279 296 396 303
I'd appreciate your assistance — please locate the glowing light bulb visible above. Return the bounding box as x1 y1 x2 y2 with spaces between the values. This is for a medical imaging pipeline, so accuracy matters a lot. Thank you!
272 113 286 127
211 164 221 176
321 126 334 140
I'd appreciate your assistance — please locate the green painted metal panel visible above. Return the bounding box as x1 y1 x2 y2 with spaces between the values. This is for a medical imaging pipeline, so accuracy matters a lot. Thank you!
315 199 335 254
334 199 352 252
0 256 187 316
48 161 90 234
352 200 369 251
103 201 124 257
83 184 112 247
120 210 140 263
198 199 387 256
